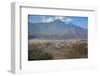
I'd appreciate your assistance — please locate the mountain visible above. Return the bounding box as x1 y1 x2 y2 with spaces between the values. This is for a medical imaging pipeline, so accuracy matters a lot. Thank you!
28 19 87 40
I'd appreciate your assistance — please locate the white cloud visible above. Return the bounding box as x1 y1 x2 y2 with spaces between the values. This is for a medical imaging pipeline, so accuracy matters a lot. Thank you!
45 18 54 23
65 18 72 22
41 16 66 23
31 16 73 23
55 16 65 21
42 16 54 23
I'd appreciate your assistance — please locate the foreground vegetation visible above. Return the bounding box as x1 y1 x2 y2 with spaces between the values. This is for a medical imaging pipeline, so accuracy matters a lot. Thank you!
28 40 88 61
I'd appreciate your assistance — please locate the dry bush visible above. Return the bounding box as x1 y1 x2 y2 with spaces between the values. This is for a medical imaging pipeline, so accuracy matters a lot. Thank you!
28 45 53 60
62 42 88 58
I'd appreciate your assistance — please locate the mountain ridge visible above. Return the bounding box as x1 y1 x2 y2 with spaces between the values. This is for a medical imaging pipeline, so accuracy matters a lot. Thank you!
28 19 87 40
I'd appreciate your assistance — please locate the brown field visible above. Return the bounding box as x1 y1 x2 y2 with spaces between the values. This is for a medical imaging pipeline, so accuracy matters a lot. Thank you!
28 39 88 61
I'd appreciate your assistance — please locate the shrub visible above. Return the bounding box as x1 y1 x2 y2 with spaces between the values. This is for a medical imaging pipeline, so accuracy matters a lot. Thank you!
28 48 53 61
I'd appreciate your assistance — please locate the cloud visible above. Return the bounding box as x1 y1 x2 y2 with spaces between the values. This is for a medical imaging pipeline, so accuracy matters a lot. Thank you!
42 16 54 23
41 16 72 23
44 18 54 23
55 16 65 20
65 18 72 22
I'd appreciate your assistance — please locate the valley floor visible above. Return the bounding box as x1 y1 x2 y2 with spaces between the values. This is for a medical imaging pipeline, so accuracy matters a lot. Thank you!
28 39 88 61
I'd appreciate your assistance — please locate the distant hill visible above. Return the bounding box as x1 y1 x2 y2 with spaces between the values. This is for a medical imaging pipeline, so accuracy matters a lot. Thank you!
28 19 87 40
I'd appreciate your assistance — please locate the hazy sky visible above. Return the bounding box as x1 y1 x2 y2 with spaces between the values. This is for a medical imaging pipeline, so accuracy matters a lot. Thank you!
28 15 88 29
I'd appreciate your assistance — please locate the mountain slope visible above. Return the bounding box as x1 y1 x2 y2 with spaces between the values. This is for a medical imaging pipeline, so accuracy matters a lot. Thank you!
28 20 87 40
